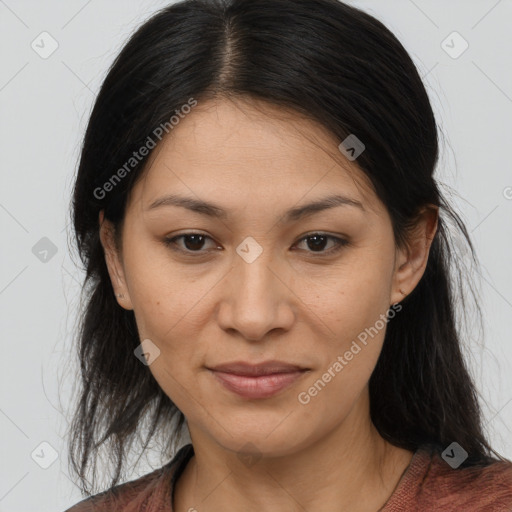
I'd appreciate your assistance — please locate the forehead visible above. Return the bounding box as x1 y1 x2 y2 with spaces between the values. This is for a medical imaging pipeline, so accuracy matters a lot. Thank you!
128 97 380 216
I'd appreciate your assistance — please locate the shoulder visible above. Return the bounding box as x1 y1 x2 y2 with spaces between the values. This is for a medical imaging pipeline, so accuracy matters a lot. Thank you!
62 464 172 512
63 443 194 512
421 449 512 511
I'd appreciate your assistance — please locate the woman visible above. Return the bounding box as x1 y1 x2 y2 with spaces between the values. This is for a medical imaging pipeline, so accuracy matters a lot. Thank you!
64 0 512 510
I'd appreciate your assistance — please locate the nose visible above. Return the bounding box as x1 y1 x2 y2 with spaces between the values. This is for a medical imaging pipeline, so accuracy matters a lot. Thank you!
216 247 296 341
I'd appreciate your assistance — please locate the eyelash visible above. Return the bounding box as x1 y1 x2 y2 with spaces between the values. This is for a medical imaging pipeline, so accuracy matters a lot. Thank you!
162 232 349 257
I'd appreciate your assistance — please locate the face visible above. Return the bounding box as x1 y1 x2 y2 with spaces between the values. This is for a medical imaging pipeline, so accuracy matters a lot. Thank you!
100 97 436 457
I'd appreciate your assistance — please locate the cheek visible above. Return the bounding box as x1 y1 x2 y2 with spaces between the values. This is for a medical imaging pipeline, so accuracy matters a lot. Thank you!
297 252 393 404
121 244 220 393
127 280 209 416
122 236 209 333
306 249 394 339
296 312 387 428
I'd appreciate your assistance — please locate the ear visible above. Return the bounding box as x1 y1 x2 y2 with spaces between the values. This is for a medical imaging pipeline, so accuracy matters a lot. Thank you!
98 210 134 310
390 205 439 306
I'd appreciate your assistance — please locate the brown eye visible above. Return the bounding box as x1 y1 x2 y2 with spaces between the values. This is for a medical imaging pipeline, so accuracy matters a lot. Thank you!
163 232 349 257
163 233 219 253
293 233 349 255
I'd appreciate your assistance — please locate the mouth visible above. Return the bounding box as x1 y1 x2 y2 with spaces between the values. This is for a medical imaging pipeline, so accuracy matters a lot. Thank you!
207 360 310 399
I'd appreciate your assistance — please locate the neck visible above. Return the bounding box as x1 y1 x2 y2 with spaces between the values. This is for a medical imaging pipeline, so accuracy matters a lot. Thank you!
173 390 413 512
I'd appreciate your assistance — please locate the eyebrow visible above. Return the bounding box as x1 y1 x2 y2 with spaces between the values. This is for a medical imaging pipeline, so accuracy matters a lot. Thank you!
146 193 365 222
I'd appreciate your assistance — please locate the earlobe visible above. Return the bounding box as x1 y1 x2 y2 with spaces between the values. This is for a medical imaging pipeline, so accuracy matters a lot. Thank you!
390 206 439 306
98 210 134 310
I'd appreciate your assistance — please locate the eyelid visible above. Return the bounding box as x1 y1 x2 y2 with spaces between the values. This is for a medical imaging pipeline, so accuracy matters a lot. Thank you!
293 233 349 255
163 231 349 257
163 232 220 254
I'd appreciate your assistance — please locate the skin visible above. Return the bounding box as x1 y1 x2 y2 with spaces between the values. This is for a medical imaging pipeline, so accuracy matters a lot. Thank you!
99 96 438 512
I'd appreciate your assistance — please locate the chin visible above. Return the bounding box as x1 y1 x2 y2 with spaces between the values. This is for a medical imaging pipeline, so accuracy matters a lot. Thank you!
202 420 318 460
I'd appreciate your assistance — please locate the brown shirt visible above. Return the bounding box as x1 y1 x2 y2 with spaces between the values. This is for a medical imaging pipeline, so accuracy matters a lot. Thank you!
64 443 512 511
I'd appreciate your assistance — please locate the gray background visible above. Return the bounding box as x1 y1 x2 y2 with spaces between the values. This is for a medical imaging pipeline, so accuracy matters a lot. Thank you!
1 0 511 510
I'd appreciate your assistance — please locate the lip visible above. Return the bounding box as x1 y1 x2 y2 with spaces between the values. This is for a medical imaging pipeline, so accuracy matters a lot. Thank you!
208 360 308 376
207 361 310 399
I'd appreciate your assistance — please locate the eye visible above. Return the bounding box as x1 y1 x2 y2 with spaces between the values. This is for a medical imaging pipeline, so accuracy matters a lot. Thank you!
293 233 349 256
163 233 220 254
163 232 349 257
